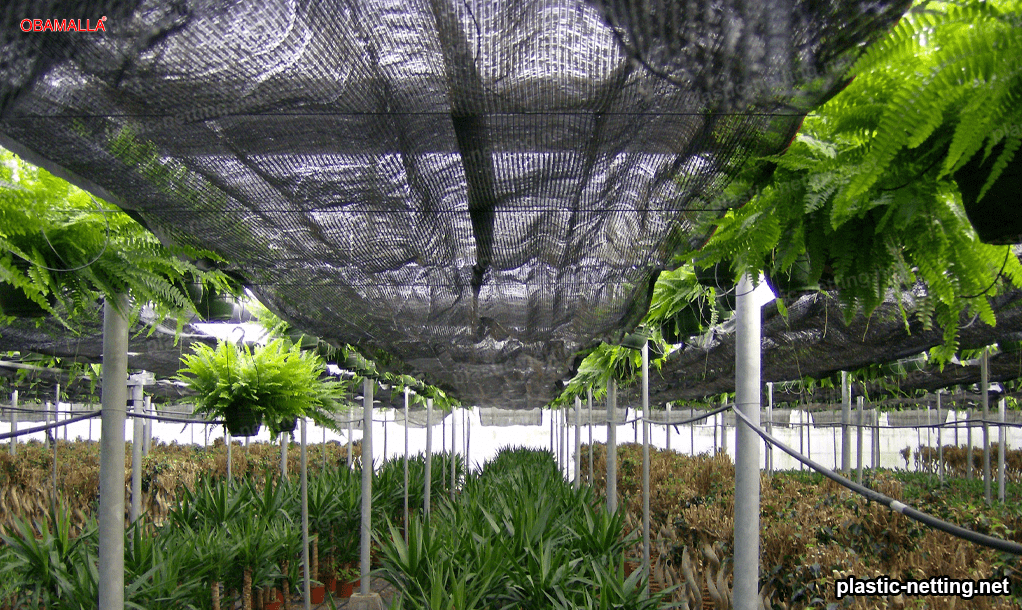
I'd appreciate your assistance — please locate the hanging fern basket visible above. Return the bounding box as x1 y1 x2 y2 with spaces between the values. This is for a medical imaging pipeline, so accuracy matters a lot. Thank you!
661 301 710 344
197 290 236 321
222 401 263 437
0 260 55 317
277 416 298 435
0 282 53 317
955 145 1022 245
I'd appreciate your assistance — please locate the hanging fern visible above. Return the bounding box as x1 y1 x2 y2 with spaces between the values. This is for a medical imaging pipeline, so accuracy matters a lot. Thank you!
692 0 1022 364
0 148 236 330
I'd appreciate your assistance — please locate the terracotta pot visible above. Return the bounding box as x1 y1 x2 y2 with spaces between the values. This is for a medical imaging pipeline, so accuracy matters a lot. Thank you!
325 575 337 594
339 580 354 598
311 584 326 604
265 588 283 610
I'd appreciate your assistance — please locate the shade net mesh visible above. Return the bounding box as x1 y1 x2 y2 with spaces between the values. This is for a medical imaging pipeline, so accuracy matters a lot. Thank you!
621 285 1022 406
0 0 907 408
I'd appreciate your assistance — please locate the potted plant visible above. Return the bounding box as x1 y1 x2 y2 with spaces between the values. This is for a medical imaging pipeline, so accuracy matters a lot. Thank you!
336 564 360 598
176 339 346 439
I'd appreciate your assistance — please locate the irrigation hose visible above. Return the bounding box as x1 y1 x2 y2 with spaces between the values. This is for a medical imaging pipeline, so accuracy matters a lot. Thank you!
0 409 101 441
731 404 1022 555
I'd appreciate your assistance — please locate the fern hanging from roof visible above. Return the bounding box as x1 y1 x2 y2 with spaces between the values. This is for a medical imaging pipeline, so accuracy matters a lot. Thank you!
689 0 1022 364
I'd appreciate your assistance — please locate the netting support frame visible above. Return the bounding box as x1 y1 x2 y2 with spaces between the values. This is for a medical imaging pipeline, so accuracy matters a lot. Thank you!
734 274 762 610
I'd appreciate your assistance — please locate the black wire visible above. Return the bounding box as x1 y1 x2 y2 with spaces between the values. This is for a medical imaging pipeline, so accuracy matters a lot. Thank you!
639 402 730 427
731 405 1022 555
0 409 101 441
958 249 1010 300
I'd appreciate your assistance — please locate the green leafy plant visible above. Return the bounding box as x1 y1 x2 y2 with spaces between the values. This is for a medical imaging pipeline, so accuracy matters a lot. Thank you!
0 147 235 329
691 0 1022 363
176 338 347 439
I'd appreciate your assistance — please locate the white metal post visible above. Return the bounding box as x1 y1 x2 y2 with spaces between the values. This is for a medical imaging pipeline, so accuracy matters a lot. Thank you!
666 402 672 451
347 411 353 469
968 408 973 480
301 418 311 610
733 273 761 610
130 381 143 525
143 395 151 456
574 396 582 488
227 431 232 483
766 382 773 475
998 397 1006 503
607 378 617 513
99 293 129 610
281 432 289 481
587 387 593 481
424 398 432 517
721 395 728 455
8 390 16 456
856 396 864 484
841 371 851 474
360 379 373 595
404 387 410 542
641 342 650 598
937 391 944 484
982 348 991 504
450 404 456 500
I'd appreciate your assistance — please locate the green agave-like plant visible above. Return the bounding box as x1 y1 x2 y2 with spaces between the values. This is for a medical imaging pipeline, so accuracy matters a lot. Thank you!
377 448 667 610
177 338 348 439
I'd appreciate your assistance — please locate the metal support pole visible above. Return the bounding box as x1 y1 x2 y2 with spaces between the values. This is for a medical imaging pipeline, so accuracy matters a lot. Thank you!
798 408 804 471
50 399 57 511
806 406 812 464
9 390 16 456
733 273 761 610
856 397 864 484
99 293 129 610
404 388 410 542
574 396 582 488
281 432 289 481
998 397 1006 503
607 378 617 513
982 348 991 504
450 404 456 500
550 404 555 455
143 396 151 456
562 406 568 477
360 379 373 595
227 431 232 483
721 395 728 455
424 398 432 517
641 342 651 599
841 371 851 474
301 418 311 610
347 411 353 469
968 408 973 480
937 391 944 484
587 387 593 481
873 410 880 470
666 402 672 451
382 407 387 464
766 382 773 475
57 383 64 442
130 382 143 525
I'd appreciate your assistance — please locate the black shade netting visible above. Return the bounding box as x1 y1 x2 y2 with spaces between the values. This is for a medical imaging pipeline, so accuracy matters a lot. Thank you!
0 0 907 407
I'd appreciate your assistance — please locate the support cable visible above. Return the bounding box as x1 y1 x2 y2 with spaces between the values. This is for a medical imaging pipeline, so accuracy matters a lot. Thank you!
731 404 1022 555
